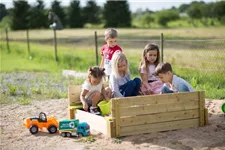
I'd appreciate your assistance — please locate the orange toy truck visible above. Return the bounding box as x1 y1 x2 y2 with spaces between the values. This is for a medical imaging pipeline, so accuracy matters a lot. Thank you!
23 112 58 134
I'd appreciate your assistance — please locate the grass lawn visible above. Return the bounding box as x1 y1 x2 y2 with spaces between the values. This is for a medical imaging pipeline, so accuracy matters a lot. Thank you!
1 40 224 100
1 27 225 40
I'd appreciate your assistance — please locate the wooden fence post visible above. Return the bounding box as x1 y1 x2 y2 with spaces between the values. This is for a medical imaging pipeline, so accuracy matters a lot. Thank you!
95 31 98 65
26 29 31 57
53 29 58 62
160 33 164 62
5 28 10 53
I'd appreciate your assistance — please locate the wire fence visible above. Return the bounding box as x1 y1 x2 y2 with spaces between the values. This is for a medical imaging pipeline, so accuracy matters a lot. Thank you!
2 29 225 76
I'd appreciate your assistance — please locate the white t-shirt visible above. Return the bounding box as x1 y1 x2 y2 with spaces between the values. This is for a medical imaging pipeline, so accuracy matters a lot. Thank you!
104 59 111 76
140 65 159 81
82 81 103 98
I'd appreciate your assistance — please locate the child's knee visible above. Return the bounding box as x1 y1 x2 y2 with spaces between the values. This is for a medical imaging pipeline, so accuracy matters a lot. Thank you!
161 86 173 93
134 78 141 86
178 84 190 92
91 91 101 100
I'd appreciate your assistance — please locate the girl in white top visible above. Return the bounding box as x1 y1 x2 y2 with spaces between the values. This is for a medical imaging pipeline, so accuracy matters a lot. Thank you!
80 66 111 115
139 43 163 95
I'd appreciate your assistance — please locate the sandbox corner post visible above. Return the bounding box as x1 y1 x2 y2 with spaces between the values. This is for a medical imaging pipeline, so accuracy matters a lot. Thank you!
111 98 120 137
199 91 205 127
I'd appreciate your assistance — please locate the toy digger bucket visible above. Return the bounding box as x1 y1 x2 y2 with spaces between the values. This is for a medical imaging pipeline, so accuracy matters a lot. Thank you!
222 103 225 113
97 100 111 115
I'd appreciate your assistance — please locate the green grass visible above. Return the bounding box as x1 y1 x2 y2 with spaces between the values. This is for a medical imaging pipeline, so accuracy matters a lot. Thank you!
1 38 225 100
0 41 97 73
1 27 225 40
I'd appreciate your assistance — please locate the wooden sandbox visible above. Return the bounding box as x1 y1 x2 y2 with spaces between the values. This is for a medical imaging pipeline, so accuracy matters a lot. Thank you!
68 86 208 138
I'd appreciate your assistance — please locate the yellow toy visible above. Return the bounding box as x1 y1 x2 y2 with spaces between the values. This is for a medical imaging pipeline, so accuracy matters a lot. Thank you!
23 112 58 134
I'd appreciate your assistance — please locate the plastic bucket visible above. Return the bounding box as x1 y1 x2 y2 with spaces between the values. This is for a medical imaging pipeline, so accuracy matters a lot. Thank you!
97 100 111 115
222 103 225 113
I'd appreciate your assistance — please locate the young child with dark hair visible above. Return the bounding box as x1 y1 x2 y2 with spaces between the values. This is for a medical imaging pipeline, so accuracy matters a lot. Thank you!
155 62 194 93
80 66 111 115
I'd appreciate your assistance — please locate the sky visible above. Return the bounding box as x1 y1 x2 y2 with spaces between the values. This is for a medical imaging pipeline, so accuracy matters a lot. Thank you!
1 0 220 12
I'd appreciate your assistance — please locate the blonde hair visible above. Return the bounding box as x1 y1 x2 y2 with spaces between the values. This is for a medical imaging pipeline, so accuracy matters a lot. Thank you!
104 28 118 40
111 52 129 78
139 43 160 75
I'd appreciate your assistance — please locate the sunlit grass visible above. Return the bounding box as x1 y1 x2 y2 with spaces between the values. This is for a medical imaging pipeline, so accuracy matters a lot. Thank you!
1 27 225 41
1 41 96 73
1 41 225 99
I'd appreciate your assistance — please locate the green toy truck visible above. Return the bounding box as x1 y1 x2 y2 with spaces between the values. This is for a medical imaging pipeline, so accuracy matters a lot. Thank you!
59 119 90 137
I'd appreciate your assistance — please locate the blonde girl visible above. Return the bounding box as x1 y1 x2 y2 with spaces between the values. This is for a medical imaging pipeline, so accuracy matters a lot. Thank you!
80 66 111 115
139 43 163 95
110 52 141 97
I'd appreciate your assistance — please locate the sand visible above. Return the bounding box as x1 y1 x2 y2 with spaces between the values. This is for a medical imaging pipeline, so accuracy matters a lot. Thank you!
1 99 225 150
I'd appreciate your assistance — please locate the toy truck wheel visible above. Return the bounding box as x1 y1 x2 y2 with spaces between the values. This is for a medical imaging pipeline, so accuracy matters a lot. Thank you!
29 125 38 134
66 132 71 137
48 125 57 134
61 132 66 137
78 133 83 137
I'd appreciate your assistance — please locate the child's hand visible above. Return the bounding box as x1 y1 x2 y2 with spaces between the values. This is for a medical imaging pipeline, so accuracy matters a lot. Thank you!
147 88 152 95
83 102 88 111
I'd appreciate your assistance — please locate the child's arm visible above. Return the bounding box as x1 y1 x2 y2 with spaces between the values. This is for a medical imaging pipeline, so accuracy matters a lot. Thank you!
101 84 109 100
140 73 152 94
110 74 123 97
80 89 89 111
100 57 104 67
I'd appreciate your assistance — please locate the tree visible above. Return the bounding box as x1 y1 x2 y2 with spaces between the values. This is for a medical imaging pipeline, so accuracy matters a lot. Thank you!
187 3 202 20
51 0 66 27
68 0 84 28
157 10 179 27
179 4 189 13
103 1 131 27
83 0 101 24
140 13 154 27
187 2 204 25
11 1 30 30
0 3 7 21
212 1 225 21
28 0 48 29
200 3 214 25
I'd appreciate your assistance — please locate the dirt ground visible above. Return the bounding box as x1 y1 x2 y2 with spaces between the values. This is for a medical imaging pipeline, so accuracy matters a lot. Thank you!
1 99 225 150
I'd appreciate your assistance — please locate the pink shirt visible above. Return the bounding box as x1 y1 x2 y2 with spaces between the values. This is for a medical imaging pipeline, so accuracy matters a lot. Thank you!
140 64 159 81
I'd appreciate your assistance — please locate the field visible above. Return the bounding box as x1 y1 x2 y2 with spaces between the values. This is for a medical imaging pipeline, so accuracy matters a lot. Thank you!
2 27 225 39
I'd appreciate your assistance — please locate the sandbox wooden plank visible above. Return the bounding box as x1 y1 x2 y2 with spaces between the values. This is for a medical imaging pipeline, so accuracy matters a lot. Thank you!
120 118 199 136
117 92 200 107
119 100 199 117
75 109 108 135
120 109 199 126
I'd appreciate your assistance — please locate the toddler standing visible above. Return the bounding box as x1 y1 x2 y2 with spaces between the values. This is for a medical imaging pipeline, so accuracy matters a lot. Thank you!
100 28 122 78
